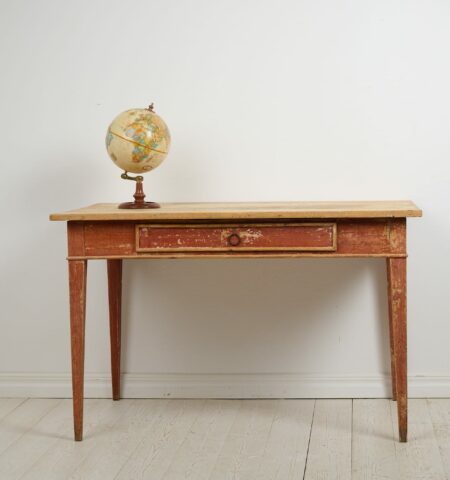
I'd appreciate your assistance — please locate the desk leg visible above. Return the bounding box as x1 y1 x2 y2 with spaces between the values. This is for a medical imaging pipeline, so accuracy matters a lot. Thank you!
107 259 122 401
387 257 407 442
68 260 87 441
386 259 397 401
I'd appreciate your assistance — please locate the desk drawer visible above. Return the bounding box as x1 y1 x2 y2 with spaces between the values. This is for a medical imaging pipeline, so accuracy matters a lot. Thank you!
136 223 337 253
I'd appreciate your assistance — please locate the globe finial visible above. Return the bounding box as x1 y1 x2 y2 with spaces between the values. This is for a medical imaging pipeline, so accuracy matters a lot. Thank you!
147 103 155 112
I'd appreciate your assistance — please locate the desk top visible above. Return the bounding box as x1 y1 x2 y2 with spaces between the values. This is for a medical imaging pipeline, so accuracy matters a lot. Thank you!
50 200 422 221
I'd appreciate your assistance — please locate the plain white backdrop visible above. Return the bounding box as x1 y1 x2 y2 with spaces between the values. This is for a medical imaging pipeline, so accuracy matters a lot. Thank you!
0 0 449 397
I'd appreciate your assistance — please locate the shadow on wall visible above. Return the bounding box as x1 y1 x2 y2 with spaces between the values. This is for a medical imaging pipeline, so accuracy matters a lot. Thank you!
121 257 391 376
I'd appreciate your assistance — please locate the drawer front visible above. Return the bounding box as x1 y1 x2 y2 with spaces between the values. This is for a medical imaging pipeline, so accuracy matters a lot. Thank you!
136 223 337 253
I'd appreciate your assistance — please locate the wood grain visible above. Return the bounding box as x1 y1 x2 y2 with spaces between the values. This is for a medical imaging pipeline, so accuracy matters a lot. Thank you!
352 399 399 479
55 202 420 444
160 399 241 480
136 223 337 252
69 400 168 480
74 219 407 259
67 222 85 257
0 399 60 456
208 400 279 479
303 399 352 479
391 400 446 479
386 258 397 401
428 399 450 478
4 399 450 479
0 399 26 422
68 260 87 441
50 200 422 221
387 257 407 442
20 399 132 480
254 399 315 479
107 259 122 401
114 400 207 480
0 399 70 480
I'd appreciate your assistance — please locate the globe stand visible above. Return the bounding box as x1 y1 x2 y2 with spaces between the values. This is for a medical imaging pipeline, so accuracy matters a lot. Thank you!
118 172 160 209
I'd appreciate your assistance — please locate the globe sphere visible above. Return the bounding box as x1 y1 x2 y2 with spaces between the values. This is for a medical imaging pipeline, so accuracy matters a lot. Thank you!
106 107 170 174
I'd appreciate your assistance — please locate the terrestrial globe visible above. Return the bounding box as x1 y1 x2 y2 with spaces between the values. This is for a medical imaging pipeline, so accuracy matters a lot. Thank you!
105 104 170 208
106 105 170 174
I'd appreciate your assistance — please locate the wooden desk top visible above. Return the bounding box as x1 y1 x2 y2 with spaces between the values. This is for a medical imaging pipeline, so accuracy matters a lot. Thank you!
50 200 422 221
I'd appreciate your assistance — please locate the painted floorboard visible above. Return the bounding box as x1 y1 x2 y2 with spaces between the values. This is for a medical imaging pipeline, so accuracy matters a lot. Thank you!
0 399 60 457
352 399 399 480
208 399 279 480
160 399 241 480
0 399 26 422
255 399 315 480
428 398 450 479
20 399 133 480
0 399 72 480
114 399 207 480
303 399 352 480
390 399 446 480
69 399 168 480
0 398 446 479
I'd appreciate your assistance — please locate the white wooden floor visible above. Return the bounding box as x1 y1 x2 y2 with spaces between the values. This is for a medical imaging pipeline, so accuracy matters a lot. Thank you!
0 398 449 479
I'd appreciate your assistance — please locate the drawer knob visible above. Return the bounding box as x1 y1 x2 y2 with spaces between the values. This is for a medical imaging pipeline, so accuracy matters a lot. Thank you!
227 232 241 247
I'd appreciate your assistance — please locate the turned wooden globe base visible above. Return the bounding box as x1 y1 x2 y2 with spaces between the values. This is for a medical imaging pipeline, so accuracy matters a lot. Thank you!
118 180 160 209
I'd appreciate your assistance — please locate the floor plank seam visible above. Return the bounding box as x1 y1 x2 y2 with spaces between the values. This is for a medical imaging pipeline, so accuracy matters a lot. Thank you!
350 398 354 478
206 400 243 480
302 399 316 480
0 398 27 423
426 399 449 480
4 398 450 480
72 399 138 480
0 399 62 459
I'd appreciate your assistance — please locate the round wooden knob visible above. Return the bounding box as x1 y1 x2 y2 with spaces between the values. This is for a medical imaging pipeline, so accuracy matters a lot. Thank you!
228 233 241 246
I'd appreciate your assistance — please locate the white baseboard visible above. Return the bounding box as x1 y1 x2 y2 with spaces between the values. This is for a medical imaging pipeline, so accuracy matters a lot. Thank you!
0 373 449 398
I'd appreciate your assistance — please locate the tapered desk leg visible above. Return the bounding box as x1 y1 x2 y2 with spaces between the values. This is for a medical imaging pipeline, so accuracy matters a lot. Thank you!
386 259 397 401
107 259 122 401
387 257 407 442
69 260 87 441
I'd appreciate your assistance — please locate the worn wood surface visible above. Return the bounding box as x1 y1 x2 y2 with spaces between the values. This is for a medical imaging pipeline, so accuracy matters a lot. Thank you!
207 400 282 479
304 399 352 479
50 200 422 221
428 399 450 478
0 400 71 479
0 399 60 456
114 399 207 480
352 399 399 479
107 259 122 401
58 202 416 443
69 400 168 480
159 400 241 480
4 399 449 479
391 400 446 479
71 218 407 259
386 259 397 401
68 260 87 441
67 222 85 257
19 399 130 480
136 223 337 252
387 257 407 442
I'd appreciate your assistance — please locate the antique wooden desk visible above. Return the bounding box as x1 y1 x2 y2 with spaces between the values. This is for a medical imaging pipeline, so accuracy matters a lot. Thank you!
50 201 422 442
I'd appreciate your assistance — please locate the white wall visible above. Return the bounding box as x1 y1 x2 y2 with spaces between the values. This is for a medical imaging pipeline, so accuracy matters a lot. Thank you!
1 0 449 398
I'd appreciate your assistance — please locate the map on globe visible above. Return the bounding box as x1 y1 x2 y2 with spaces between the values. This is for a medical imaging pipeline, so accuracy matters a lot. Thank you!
106 108 171 174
